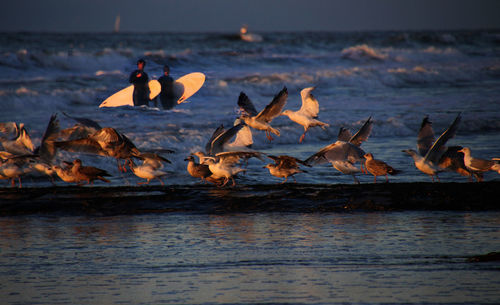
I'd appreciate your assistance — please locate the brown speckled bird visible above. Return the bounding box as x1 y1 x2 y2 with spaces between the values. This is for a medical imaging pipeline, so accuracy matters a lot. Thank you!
364 153 399 183
71 159 111 185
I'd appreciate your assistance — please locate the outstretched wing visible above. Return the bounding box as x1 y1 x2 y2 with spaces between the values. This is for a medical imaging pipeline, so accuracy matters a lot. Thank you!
35 113 60 162
216 151 263 165
424 113 461 163
299 87 319 118
63 112 102 130
209 123 245 155
54 138 107 156
237 92 258 117
349 117 372 147
417 116 435 157
256 87 288 123
306 141 365 165
205 124 226 154
337 127 352 142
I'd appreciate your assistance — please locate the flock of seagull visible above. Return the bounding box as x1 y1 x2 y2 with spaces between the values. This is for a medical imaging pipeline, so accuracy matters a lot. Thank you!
1 87 499 188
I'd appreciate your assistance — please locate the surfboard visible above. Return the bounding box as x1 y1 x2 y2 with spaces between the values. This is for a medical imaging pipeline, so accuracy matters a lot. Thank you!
99 80 161 108
100 73 205 108
173 72 205 104
148 72 206 104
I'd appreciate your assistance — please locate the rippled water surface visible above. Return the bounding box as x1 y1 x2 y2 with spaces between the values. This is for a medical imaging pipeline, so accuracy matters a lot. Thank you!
1 212 499 304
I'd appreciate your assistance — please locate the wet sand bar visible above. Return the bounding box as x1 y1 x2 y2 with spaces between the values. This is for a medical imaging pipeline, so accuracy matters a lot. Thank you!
1 182 499 215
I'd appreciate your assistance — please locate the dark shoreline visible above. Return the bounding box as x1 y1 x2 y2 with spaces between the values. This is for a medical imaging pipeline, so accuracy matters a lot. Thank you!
1 182 499 216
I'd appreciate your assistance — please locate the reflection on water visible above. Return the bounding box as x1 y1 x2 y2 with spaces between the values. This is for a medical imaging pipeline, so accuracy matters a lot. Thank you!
1 212 499 304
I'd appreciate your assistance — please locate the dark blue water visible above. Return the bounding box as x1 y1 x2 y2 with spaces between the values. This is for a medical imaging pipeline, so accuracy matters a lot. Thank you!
1 212 499 304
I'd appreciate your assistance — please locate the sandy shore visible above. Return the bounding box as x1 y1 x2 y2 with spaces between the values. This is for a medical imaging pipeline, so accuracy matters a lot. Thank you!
1 182 499 216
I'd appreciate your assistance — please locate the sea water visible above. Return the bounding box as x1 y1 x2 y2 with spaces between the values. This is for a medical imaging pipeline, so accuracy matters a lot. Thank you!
1 31 500 304
0 31 499 186
1 212 499 304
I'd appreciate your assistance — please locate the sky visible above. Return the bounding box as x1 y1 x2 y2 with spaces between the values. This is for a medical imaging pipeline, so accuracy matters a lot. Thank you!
0 0 499 32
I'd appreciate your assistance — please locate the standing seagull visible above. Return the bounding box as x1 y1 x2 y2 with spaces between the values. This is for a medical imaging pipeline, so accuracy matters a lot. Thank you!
458 147 500 178
264 155 309 183
204 151 263 187
71 159 111 185
127 159 167 185
364 153 399 183
238 87 288 141
280 87 329 143
185 155 214 183
403 113 461 182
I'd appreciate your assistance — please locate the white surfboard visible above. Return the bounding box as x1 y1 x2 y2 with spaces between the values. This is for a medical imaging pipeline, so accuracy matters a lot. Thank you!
173 72 205 104
100 73 205 108
99 80 161 108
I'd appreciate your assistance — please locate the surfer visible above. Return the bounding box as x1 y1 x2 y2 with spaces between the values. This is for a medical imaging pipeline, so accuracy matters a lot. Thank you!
157 65 176 110
129 59 150 106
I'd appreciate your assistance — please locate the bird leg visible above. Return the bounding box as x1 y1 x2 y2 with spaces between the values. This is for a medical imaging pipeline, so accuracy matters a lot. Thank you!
352 174 360 184
266 130 274 142
385 175 389 183
299 131 306 143
10 178 15 187
157 177 164 186
220 177 229 187
280 176 288 184
231 177 236 187
292 176 297 183
373 176 377 183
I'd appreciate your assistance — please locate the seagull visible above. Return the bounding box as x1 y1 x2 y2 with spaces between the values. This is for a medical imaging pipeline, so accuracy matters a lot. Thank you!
0 161 31 188
53 162 79 184
238 87 288 141
280 87 329 143
205 123 246 155
54 127 140 172
204 151 263 187
133 152 171 170
417 117 478 180
337 116 373 173
264 155 308 183
71 159 111 185
458 147 500 179
184 155 215 183
0 122 35 155
126 159 167 185
305 140 366 184
363 153 399 183
403 113 461 182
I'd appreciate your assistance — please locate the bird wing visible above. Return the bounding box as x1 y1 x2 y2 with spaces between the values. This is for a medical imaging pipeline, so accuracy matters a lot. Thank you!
237 92 258 117
0 122 18 137
79 166 111 177
216 151 263 165
62 112 102 130
268 155 308 168
134 152 171 164
299 87 319 118
210 124 245 155
337 127 352 142
54 138 107 156
91 127 122 144
205 124 226 154
35 113 60 162
349 117 373 147
229 124 253 148
417 116 435 156
306 141 365 166
424 113 461 163
256 87 288 123
469 158 494 171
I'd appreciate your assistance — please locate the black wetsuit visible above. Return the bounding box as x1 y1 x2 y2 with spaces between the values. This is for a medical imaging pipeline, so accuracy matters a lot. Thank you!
129 69 149 106
158 75 176 110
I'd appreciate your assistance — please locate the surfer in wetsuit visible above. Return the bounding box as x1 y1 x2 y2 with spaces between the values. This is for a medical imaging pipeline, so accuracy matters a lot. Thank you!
157 65 176 110
129 59 149 106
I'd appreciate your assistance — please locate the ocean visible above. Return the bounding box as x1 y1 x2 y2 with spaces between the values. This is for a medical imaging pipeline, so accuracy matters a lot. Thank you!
1 31 500 304
0 31 499 185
